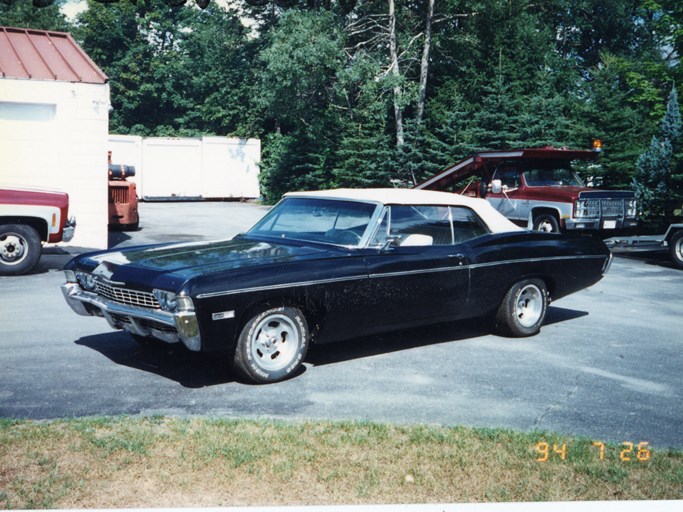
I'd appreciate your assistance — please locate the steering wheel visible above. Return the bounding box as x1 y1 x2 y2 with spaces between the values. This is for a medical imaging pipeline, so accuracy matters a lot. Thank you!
326 229 361 245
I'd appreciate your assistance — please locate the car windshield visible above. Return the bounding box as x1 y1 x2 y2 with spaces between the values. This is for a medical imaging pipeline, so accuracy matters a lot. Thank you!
247 197 377 247
523 167 584 187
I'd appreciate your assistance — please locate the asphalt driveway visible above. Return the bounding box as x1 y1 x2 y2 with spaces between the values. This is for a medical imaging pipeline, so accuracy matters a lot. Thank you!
1 200 681 449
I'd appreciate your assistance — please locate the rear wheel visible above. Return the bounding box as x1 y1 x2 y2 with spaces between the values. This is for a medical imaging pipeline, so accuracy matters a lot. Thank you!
496 279 548 337
532 213 560 234
0 224 42 276
669 230 683 270
233 307 309 384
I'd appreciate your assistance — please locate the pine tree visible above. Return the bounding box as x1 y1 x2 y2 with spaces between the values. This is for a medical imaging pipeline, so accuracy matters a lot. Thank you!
632 86 682 223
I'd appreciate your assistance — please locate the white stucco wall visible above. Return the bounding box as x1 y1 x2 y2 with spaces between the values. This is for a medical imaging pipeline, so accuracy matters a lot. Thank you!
0 78 110 249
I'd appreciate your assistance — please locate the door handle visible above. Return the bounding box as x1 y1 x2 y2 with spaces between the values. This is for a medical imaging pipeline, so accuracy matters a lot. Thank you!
448 253 469 266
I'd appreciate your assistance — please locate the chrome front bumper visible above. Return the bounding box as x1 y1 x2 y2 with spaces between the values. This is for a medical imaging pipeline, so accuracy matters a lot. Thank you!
61 282 201 351
565 218 638 231
62 217 76 243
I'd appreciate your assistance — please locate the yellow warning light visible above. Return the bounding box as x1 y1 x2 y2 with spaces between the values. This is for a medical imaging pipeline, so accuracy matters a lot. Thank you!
592 139 603 152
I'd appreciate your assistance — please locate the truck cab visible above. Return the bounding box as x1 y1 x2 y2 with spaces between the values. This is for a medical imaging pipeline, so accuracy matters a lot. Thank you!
416 147 638 235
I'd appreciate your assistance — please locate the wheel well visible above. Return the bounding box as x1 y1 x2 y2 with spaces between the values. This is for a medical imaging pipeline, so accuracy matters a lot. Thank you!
531 208 562 230
0 217 48 241
665 227 683 244
236 296 326 343
517 275 556 300
531 208 560 221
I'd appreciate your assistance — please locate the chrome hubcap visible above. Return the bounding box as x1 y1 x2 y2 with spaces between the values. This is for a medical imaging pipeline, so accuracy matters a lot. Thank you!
675 239 683 260
250 314 299 371
538 221 554 233
515 284 543 327
0 234 27 265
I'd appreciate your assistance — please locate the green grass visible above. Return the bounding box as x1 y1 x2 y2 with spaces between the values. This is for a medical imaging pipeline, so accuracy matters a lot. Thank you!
0 417 681 508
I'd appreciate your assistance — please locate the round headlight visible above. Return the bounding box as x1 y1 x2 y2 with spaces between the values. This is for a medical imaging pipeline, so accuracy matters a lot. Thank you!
77 272 97 291
164 292 177 311
154 289 178 311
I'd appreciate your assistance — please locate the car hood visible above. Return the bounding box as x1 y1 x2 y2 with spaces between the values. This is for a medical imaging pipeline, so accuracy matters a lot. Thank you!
77 236 341 285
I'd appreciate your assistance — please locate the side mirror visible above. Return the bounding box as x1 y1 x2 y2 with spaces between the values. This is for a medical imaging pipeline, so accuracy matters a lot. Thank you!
380 237 400 252
491 179 502 194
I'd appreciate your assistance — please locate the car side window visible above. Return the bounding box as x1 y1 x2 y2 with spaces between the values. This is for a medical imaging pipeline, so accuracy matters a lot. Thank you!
370 205 453 246
450 206 489 243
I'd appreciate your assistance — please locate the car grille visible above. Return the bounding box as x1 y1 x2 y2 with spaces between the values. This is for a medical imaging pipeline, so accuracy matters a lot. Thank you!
95 281 160 309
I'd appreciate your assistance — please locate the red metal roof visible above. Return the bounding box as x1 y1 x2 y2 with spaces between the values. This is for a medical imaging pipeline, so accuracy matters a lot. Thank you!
0 26 107 84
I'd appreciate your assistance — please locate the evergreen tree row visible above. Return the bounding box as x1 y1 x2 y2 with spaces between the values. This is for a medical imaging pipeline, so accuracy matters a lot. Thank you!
2 0 682 217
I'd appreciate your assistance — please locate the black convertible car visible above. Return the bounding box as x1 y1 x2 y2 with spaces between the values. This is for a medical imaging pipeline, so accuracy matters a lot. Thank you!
62 189 612 383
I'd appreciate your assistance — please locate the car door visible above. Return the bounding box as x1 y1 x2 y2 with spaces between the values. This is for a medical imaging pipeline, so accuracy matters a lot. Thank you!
487 167 526 223
362 205 470 329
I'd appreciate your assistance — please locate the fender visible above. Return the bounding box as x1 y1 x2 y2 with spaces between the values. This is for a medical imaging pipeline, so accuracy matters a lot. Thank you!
0 204 62 241
526 202 572 229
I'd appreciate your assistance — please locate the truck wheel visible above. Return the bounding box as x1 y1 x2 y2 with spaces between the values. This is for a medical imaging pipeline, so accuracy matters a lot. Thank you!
0 224 42 276
496 279 548 337
533 213 560 234
669 231 683 270
233 307 309 384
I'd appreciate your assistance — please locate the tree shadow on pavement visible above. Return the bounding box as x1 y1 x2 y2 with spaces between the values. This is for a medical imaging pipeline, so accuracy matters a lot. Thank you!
75 331 237 388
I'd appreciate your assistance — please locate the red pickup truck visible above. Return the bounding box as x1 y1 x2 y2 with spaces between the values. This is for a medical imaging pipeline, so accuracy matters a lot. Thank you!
0 187 76 275
416 146 639 236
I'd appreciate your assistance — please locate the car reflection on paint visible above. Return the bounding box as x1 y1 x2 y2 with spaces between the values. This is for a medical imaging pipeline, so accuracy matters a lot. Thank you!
61 189 612 383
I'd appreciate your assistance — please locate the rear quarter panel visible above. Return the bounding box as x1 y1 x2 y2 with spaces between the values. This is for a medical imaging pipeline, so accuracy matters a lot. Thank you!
464 232 610 317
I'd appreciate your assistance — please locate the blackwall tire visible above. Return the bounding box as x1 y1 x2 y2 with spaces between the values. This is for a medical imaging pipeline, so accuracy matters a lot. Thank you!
532 214 560 234
669 231 683 270
496 279 548 337
233 307 309 384
0 224 42 276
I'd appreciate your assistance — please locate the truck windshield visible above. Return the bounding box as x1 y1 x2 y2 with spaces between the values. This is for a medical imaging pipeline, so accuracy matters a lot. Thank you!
524 167 584 187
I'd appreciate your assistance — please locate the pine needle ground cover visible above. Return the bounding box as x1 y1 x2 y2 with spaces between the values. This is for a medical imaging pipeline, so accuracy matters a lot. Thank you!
1 417 681 508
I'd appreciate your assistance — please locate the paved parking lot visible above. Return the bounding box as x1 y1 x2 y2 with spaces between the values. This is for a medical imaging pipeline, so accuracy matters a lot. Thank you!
1 200 682 448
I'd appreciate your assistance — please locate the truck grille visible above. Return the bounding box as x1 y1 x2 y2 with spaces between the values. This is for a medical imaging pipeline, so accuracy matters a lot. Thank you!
599 199 625 218
577 198 627 219
109 186 130 204
95 281 160 309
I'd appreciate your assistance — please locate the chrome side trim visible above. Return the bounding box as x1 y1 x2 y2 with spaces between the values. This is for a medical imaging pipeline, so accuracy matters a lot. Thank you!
196 275 368 299
468 254 606 270
369 266 467 279
195 254 607 299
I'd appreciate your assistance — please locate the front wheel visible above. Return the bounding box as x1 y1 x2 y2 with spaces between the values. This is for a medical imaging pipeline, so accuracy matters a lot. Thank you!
532 214 560 234
233 307 309 384
669 230 683 270
496 279 548 337
0 224 42 276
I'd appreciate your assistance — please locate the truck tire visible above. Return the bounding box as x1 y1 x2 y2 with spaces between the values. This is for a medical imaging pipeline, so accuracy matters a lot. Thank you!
0 224 42 276
533 213 560 234
669 230 683 270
